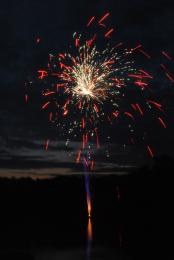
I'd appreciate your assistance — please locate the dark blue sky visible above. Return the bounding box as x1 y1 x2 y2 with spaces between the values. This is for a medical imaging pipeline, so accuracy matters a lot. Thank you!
1 0 174 178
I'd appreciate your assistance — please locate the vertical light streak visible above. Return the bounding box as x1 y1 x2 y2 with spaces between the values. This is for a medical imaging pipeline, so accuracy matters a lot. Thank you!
83 157 93 259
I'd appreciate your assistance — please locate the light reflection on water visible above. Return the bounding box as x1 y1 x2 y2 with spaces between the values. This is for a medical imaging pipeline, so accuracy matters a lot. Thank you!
35 215 124 260
35 247 124 260
86 217 93 259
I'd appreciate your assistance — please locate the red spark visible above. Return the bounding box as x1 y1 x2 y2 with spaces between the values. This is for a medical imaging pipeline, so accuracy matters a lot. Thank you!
160 64 174 82
49 112 53 122
158 117 167 128
78 101 82 109
104 28 114 38
147 145 154 158
85 133 88 145
98 12 110 24
25 94 28 103
131 104 137 111
59 53 65 59
87 34 97 47
165 72 174 82
60 62 69 70
71 57 77 66
43 91 55 96
90 160 94 171
45 139 49 151
75 38 79 47
136 103 144 116
131 44 142 52
138 49 151 59
94 104 99 113
38 70 48 79
63 110 68 116
112 77 124 86
82 118 85 129
147 100 163 110
82 134 87 149
139 69 153 79
128 74 144 79
112 111 119 118
128 72 152 81
83 157 89 167
56 83 65 91
114 42 124 49
124 112 134 119
49 54 53 62
87 16 95 27
94 128 100 148
51 73 60 77
161 51 172 60
104 59 115 66
42 101 50 110
160 63 167 70
99 23 107 28
134 81 148 90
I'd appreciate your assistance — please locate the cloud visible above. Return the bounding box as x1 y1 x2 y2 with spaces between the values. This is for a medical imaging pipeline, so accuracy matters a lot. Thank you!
0 134 136 179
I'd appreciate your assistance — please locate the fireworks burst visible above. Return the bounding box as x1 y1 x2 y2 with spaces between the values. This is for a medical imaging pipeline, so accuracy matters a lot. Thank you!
38 40 138 164
26 12 172 166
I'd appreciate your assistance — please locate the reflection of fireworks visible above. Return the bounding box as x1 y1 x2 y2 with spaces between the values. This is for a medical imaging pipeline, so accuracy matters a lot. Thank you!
26 12 171 164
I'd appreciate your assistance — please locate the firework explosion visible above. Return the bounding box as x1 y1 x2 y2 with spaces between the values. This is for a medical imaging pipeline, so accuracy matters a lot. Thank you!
26 12 172 167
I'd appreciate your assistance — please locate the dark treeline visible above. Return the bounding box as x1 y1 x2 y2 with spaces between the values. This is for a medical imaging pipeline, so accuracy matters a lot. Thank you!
0 155 173 259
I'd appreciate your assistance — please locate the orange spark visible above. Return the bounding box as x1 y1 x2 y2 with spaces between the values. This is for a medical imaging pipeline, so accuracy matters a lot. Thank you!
76 150 82 163
87 194 92 218
87 218 93 242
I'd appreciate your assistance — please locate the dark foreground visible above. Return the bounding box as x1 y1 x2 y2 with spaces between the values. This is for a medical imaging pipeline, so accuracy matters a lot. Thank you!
0 156 173 259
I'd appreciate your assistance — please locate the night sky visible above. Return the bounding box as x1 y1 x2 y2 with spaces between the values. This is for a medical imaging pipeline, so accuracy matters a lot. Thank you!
1 0 174 178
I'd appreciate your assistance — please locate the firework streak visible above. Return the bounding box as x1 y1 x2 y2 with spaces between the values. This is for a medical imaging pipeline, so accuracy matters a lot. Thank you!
26 12 172 165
